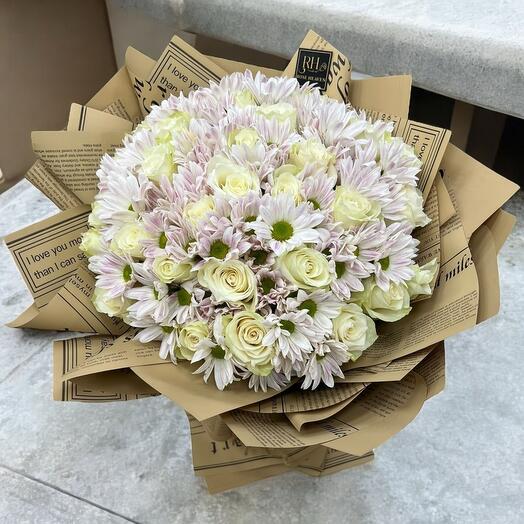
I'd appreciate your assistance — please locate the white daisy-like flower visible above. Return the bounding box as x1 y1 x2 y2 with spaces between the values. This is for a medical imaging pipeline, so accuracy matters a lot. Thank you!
135 322 178 361
374 222 418 290
286 289 343 335
168 280 205 324
191 339 237 391
239 369 289 392
89 251 136 299
195 216 251 263
251 193 324 255
262 310 320 363
300 340 348 389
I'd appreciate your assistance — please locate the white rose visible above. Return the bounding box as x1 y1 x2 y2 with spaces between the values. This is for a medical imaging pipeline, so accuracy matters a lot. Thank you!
154 111 191 143
110 222 150 258
333 186 381 228
256 102 297 129
407 258 439 297
358 279 411 322
278 247 333 290
289 138 335 171
198 259 258 308
274 164 300 178
141 142 175 182
224 311 274 376
92 287 129 318
401 185 431 228
332 303 377 360
79 229 105 257
152 255 192 284
176 321 208 360
88 202 104 228
183 196 215 226
235 89 257 107
228 128 260 148
271 172 302 203
207 155 260 198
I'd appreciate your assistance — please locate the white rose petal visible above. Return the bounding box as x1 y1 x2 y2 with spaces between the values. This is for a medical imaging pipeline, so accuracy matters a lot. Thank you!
152 255 192 284
198 259 258 308
207 155 259 198
142 142 175 182
110 222 150 258
93 287 129 317
79 229 105 257
333 186 381 228
407 258 439 297
401 185 431 228
332 303 377 360
177 321 209 360
256 102 297 129
289 138 335 172
278 247 333 290
224 311 274 376
183 196 215 227
358 279 411 322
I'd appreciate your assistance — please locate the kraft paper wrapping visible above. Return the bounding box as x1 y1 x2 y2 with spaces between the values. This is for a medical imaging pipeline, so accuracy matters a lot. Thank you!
3 28 518 493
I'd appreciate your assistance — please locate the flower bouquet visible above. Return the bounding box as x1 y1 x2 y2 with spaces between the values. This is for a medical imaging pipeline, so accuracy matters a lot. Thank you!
5 30 518 493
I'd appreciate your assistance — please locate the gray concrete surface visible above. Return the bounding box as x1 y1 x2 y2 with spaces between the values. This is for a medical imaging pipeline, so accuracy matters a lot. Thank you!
112 0 524 118
0 179 523 523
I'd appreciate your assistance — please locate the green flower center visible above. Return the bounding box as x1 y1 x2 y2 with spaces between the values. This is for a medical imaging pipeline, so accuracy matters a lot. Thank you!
211 345 226 359
245 215 257 223
177 288 192 306
251 250 268 265
379 256 390 271
210 240 229 259
280 319 295 334
162 325 174 334
272 220 294 241
128 204 134 211
308 198 321 210
315 353 325 361
354 246 360 257
158 232 168 249
122 264 133 282
298 299 317 317
335 261 346 279
260 276 274 294
153 289 159 300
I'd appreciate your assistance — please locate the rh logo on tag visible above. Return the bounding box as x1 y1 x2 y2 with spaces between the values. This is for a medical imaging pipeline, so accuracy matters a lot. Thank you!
294 48 333 91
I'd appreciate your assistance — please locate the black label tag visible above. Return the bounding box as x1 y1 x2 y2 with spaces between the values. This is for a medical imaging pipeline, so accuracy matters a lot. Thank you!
294 48 332 91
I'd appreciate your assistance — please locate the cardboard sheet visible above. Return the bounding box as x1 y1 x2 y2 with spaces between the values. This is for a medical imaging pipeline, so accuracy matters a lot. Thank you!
483 209 516 254
223 373 426 450
241 382 365 414
86 66 142 125
67 103 133 134
53 335 157 401
414 342 445 399
283 30 352 103
25 160 83 211
296 448 374 477
469 226 500 323
31 130 126 204
5 205 90 308
9 264 128 335
133 362 293 421
127 35 226 116
286 386 367 431
340 345 436 383
440 144 519 239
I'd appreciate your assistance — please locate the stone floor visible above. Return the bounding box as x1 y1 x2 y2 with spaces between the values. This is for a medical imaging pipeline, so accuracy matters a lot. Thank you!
0 181 522 524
